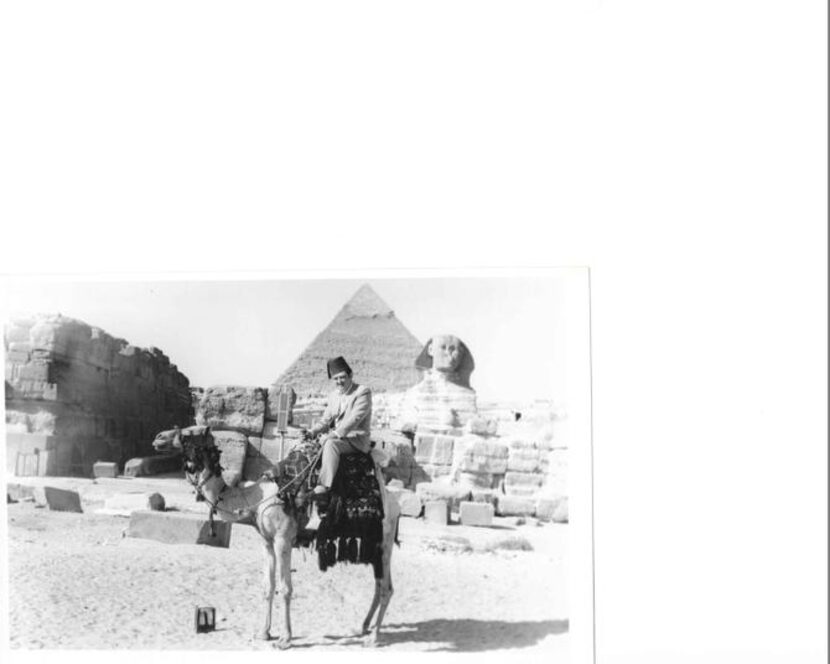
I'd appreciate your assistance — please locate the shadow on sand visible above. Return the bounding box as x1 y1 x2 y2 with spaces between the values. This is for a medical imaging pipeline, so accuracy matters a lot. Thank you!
316 618 568 651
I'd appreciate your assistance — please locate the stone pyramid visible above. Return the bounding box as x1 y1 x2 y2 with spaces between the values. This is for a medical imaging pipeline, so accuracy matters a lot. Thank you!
274 284 423 397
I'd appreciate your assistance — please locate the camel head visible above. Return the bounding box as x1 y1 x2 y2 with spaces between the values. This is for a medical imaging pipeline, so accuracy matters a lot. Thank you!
152 427 183 454
176 426 223 490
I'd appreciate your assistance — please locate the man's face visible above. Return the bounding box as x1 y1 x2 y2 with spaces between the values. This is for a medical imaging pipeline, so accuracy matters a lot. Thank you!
332 370 353 393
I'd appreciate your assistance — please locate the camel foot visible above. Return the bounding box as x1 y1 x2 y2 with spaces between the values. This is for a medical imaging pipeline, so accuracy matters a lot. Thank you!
362 632 379 648
353 625 371 637
275 636 292 650
255 630 271 641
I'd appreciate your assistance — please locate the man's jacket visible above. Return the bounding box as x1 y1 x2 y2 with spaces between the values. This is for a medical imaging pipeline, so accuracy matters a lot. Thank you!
310 383 373 452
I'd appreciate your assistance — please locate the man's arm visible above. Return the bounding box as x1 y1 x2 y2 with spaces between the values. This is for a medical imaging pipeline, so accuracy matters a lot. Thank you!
333 386 372 438
308 399 337 437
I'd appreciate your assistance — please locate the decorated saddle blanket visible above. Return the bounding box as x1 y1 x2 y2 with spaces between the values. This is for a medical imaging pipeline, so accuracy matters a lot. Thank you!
316 451 385 576
267 440 384 568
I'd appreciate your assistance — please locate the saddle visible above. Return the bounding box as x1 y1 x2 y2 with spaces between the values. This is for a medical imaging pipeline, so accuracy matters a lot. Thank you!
269 439 385 577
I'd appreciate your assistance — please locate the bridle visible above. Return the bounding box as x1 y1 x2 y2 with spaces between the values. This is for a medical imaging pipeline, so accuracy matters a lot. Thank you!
180 433 239 535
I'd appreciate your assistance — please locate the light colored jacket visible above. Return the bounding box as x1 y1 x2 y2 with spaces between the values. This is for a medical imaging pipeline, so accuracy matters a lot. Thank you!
309 383 373 452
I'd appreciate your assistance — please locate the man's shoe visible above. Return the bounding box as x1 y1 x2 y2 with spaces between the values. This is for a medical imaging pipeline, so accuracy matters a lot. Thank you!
306 506 321 531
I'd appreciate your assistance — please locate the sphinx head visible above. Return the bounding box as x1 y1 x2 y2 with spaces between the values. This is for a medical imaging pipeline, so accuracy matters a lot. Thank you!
415 334 475 389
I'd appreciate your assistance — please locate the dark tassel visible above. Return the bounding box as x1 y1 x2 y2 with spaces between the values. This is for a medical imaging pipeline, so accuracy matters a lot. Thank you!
347 537 359 562
360 538 375 564
317 545 327 572
337 536 349 562
325 541 337 567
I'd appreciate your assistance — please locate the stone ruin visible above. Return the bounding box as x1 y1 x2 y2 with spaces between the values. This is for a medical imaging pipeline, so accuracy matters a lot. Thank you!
4 304 568 523
4 314 193 477
373 334 568 523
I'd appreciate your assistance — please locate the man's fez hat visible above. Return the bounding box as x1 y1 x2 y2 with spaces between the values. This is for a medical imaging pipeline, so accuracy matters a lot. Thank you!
327 356 352 378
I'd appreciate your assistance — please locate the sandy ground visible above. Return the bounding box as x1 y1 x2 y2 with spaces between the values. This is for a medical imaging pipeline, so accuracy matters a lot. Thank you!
5 476 568 655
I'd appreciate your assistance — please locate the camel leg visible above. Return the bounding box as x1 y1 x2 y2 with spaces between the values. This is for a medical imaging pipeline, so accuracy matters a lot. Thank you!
274 537 293 650
360 580 382 636
258 538 276 641
363 539 394 647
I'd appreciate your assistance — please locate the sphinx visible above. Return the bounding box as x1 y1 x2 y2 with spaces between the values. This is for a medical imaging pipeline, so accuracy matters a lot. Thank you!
398 334 478 430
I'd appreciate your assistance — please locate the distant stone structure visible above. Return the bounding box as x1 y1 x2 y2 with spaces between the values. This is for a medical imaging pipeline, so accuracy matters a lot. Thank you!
5 314 192 477
274 284 423 398
398 334 478 430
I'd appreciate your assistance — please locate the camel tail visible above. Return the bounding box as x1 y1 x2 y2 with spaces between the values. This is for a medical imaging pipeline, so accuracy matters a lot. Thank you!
394 515 401 547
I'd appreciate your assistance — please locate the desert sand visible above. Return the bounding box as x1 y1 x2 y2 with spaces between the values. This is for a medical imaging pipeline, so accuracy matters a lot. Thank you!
6 475 568 655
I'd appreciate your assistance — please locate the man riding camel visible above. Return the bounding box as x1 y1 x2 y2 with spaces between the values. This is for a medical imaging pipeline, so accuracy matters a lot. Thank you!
304 356 373 511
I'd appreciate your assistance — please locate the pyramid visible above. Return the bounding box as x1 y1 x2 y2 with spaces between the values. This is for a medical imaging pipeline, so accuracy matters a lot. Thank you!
274 284 423 397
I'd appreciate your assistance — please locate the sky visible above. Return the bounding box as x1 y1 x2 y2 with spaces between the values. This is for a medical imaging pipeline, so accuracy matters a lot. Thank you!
2 272 588 404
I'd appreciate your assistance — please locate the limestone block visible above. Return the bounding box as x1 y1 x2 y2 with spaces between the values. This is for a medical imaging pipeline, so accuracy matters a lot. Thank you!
496 495 536 516
536 495 568 522
507 437 536 450
195 386 266 436
456 471 496 489
416 482 471 512
464 416 490 436
507 447 542 473
93 461 119 478
459 501 494 527
423 500 449 526
470 489 498 505
504 471 545 492
127 510 232 548
453 436 509 474
397 490 423 518
124 454 183 477
6 483 36 502
420 463 453 481
414 434 455 465
33 486 83 513
212 431 248 487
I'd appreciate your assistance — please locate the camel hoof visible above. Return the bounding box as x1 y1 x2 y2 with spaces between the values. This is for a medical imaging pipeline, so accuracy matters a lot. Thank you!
276 636 292 650
255 630 271 641
363 633 379 648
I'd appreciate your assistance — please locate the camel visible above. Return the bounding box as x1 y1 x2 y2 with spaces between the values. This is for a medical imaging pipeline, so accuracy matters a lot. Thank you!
152 427 400 649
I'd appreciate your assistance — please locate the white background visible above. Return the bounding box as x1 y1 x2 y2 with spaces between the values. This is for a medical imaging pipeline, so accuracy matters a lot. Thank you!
1 1 826 662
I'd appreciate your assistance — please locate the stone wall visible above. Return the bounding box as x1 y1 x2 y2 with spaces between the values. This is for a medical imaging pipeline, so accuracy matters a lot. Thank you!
377 408 568 515
5 314 193 476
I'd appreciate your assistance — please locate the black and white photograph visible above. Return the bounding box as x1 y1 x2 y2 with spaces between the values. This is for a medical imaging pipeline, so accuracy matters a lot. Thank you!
2 273 592 656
